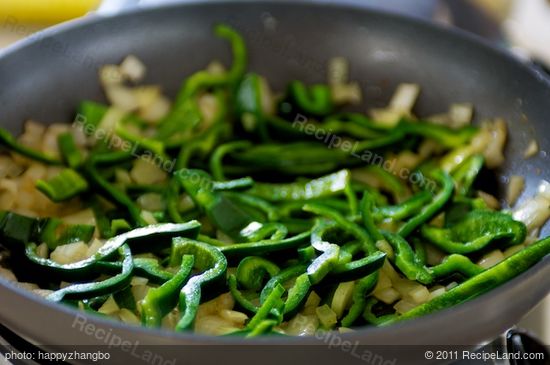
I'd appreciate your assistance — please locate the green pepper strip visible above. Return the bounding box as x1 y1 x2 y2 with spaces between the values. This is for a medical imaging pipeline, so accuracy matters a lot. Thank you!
373 191 432 222
57 132 83 168
47 244 134 302
451 154 484 196
219 231 310 262
230 142 349 176
246 284 285 330
383 232 432 285
170 238 228 331
303 203 377 254
360 192 384 242
236 73 269 140
77 100 108 129
228 274 259 313
91 196 114 239
287 80 333 116
213 177 254 192
307 219 340 284
96 257 175 285
83 158 145 227
341 272 379 327
259 264 311 318
245 319 279 338
224 192 279 222
210 141 252 181
40 218 95 250
175 24 246 104
325 251 386 284
36 169 89 202
429 254 483 280
236 256 280 291
401 120 478 148
397 169 454 237
141 255 195 327
247 170 351 202
0 127 62 165
421 210 527 254
24 222 200 281
392 236 550 322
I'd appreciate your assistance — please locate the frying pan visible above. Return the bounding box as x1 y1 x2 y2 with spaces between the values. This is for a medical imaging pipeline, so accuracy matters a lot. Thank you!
0 1 549 364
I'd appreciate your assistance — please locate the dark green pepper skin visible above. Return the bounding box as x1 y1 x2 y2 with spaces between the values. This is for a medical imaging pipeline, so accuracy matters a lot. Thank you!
219 231 311 263
421 210 527 254
26 222 200 282
170 238 228 331
397 169 454 237
141 255 194 327
47 244 134 302
392 236 550 322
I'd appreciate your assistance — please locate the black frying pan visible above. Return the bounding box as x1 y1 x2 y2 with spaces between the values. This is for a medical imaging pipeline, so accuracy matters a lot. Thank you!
0 1 549 364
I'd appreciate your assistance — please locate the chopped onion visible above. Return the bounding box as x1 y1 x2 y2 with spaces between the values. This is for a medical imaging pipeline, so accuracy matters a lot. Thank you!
448 103 473 128
36 242 49 259
105 85 139 113
503 244 525 258
389 83 420 113
393 299 418 314
194 314 239 336
130 159 168 185
62 209 96 225
506 175 525 207
0 267 17 282
99 65 124 86
284 313 319 336
117 308 141 325
373 287 401 304
483 119 507 168
331 281 355 318
98 295 120 315
86 239 104 258
477 191 501 210
50 241 89 264
513 186 550 233
119 55 146 82
219 309 248 326
477 250 505 269
523 139 539 159
137 193 165 211
131 276 149 286
316 304 338 328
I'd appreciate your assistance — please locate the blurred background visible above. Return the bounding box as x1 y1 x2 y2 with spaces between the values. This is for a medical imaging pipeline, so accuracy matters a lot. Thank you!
0 0 549 343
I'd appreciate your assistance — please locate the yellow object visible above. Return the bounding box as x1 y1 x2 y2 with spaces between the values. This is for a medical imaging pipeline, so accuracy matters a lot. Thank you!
0 0 101 24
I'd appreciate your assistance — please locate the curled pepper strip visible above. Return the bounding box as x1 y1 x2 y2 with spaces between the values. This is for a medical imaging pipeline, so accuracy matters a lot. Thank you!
451 154 485 196
341 272 379 327
47 244 134 302
397 169 454 237
236 256 280 291
141 255 194 327
25 222 201 281
303 203 377 254
421 210 527 254
307 219 341 285
392 236 550 322
383 232 432 285
170 238 228 331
